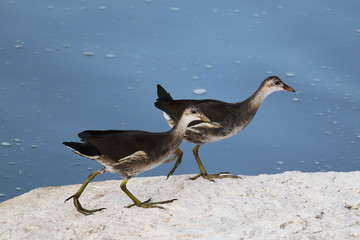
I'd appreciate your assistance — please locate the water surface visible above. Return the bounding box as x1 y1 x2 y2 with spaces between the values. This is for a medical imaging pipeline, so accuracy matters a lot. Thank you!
1 0 359 202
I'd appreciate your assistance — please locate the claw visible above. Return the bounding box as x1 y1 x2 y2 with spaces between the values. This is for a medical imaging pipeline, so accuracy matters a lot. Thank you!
190 172 241 181
64 169 105 215
121 178 177 209
191 145 241 181
126 198 177 209
65 194 106 215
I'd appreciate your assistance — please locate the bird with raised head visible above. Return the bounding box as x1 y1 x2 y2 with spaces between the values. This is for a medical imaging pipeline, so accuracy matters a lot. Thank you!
155 76 295 181
63 106 210 215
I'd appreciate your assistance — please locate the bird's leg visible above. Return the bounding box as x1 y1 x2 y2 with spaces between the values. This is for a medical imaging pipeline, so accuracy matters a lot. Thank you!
190 145 241 181
190 145 209 180
166 148 183 179
64 168 106 215
121 178 177 209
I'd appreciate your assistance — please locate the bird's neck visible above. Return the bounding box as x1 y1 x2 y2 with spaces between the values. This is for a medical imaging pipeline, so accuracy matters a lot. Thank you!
247 86 270 109
232 85 270 118
170 115 190 138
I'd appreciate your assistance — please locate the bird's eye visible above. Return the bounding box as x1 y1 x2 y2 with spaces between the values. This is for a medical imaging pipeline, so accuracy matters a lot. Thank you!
191 109 197 114
274 80 280 85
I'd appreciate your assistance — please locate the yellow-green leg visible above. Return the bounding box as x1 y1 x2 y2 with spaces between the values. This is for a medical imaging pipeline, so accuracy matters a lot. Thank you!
166 148 183 179
64 168 106 215
190 144 241 181
121 178 177 209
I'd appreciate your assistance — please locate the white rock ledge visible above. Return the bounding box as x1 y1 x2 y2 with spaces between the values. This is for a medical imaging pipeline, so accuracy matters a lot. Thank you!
1 171 360 240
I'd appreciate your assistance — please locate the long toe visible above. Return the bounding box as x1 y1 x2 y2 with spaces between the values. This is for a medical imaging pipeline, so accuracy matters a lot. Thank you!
126 198 177 209
78 207 106 215
150 198 178 205
189 173 204 181
64 194 76 203
65 195 106 215
214 172 242 179
190 172 241 181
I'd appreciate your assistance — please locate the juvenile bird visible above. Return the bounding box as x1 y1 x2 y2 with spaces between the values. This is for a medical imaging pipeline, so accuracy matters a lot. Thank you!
63 106 210 215
155 76 295 181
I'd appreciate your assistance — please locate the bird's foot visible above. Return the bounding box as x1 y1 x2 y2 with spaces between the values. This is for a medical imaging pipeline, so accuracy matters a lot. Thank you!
190 172 241 182
126 198 177 209
64 194 106 215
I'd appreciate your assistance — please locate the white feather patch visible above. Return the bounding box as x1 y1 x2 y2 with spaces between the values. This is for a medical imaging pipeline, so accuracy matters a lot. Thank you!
163 111 176 128
65 146 100 160
163 112 172 121
118 150 148 162
190 122 222 129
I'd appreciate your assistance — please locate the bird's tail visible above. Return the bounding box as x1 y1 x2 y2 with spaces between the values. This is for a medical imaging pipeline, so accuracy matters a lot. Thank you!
63 141 101 159
155 84 173 110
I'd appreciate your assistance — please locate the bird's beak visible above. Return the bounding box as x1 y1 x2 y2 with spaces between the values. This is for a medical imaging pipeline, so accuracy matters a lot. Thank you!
283 83 296 92
201 114 211 123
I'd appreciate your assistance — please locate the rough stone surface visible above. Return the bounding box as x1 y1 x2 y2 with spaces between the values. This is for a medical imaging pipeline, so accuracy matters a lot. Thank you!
1 171 360 240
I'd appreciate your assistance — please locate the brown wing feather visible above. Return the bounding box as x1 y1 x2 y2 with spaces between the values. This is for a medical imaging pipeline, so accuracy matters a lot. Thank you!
156 99 235 124
155 84 235 125
78 130 166 162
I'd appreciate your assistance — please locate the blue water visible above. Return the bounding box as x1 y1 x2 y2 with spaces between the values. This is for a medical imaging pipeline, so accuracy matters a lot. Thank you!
1 0 359 202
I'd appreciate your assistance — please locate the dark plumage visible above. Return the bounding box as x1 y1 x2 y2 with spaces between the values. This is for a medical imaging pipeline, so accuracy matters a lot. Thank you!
155 76 295 181
63 106 209 215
